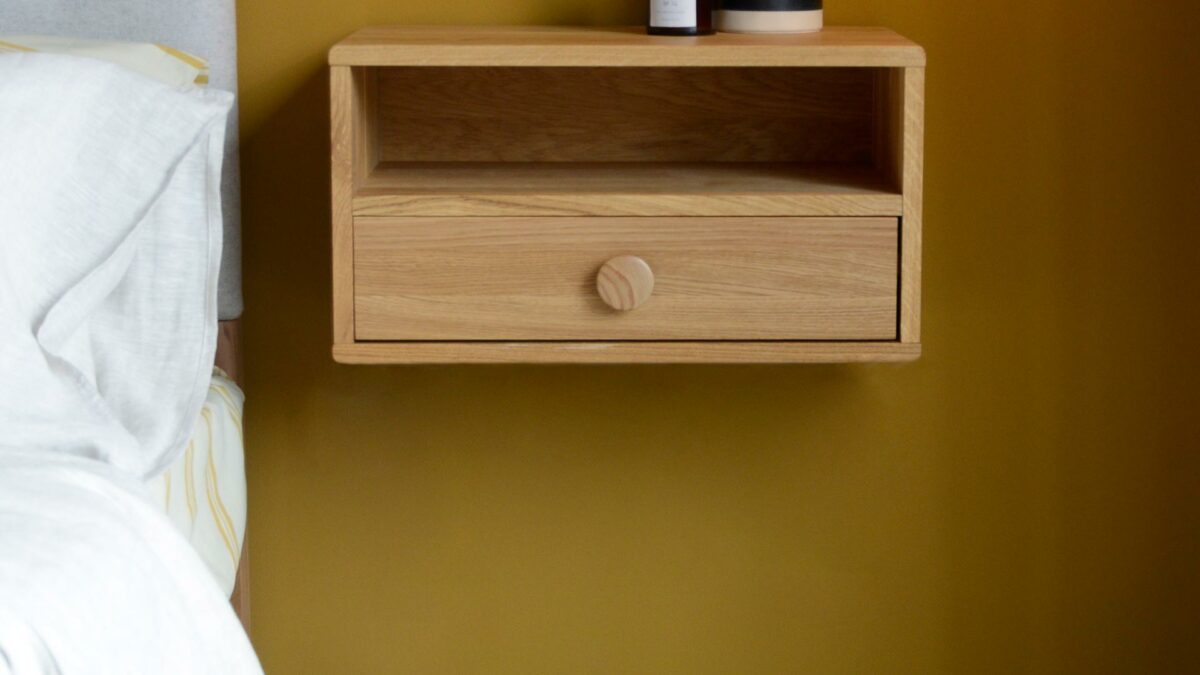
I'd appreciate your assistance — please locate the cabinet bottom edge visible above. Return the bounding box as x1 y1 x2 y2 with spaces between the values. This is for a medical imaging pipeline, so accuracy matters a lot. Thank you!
333 341 921 364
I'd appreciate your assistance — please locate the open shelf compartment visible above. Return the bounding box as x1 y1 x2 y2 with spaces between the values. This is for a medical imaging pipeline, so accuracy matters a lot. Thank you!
349 65 908 218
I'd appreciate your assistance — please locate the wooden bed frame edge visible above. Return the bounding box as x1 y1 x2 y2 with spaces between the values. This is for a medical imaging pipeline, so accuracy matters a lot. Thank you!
216 319 250 633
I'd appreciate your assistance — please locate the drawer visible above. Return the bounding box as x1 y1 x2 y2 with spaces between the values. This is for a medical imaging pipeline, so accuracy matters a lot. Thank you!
353 217 898 341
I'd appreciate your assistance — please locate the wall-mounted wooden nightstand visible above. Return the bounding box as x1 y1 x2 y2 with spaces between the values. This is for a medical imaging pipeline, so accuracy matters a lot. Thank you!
330 26 925 364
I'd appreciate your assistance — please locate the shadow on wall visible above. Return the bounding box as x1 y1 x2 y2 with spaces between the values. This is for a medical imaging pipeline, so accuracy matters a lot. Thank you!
233 3 1200 668
240 69 331 386
237 61 949 674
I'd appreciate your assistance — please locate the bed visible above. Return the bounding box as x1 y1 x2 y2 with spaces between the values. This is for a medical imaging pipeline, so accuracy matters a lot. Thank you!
0 0 249 626
0 1 255 672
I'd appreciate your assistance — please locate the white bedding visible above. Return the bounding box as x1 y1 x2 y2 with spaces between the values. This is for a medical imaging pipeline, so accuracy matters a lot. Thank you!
0 54 262 673
0 453 258 674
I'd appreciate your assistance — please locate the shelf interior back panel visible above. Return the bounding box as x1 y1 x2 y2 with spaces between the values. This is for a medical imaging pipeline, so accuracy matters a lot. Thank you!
352 66 905 217
373 67 879 163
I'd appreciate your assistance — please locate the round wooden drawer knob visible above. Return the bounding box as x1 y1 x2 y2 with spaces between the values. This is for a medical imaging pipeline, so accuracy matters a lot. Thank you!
597 256 655 311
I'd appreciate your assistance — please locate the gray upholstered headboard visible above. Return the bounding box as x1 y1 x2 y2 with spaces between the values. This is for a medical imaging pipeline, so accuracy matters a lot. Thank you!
2 0 243 319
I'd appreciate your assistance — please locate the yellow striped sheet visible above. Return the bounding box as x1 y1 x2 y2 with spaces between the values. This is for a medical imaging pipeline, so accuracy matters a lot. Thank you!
184 441 197 523
201 407 239 564
143 369 245 596
210 383 244 437
154 43 207 70
153 44 210 86
1 36 208 87
201 403 238 540
0 40 35 52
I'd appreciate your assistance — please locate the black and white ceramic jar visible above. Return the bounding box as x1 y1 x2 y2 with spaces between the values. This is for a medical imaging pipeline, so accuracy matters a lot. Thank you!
717 0 823 34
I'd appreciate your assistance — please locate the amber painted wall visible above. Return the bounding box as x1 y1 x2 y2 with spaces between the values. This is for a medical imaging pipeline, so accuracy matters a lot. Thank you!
237 2 1199 672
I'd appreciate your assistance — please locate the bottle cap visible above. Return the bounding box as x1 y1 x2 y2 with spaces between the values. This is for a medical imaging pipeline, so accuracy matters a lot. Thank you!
720 0 822 11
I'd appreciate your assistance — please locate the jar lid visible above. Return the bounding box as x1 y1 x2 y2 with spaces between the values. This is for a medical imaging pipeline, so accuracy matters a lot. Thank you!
720 0 823 10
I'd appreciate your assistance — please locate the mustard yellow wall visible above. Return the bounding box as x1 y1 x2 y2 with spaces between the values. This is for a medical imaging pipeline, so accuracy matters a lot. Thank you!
237 2 1200 672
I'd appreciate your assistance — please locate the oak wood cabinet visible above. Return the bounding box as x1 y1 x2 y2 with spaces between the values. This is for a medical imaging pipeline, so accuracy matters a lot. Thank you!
330 26 925 364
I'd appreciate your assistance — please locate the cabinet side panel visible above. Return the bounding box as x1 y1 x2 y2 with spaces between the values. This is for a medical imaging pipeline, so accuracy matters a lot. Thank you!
356 68 380 186
331 66 356 345
900 67 924 344
874 68 904 190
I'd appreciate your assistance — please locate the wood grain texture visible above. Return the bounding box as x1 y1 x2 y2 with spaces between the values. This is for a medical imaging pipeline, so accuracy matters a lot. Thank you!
597 256 655 311
354 68 379 187
376 66 875 164
874 68 905 189
354 162 901 217
354 217 898 341
900 67 924 344
330 67 357 345
216 319 250 632
329 26 924 363
214 319 241 383
334 341 920 364
329 26 926 68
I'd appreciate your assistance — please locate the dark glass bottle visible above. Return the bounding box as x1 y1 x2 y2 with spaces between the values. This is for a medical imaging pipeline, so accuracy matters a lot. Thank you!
648 0 715 36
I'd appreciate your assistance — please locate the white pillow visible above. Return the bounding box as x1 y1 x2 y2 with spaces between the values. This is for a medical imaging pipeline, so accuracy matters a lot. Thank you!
0 53 232 478
0 34 208 87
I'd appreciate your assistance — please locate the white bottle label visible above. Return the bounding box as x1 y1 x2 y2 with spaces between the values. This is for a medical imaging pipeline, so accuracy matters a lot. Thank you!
651 0 696 28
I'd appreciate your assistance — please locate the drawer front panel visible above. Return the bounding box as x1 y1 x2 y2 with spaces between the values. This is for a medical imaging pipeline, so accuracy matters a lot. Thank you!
354 217 898 341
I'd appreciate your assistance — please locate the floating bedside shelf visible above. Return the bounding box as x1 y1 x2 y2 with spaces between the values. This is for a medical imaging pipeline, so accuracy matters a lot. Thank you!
330 26 925 364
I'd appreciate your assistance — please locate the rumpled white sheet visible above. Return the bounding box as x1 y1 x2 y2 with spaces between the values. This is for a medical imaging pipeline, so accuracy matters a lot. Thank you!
0 54 262 673
0 452 259 674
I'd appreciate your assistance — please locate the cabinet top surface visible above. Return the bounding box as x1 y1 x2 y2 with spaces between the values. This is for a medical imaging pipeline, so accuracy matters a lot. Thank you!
329 25 925 68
